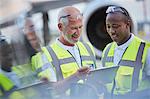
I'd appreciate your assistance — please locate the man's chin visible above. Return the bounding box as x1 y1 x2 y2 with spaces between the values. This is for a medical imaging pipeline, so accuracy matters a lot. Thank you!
68 40 78 45
67 38 79 44
112 38 118 43
73 39 79 43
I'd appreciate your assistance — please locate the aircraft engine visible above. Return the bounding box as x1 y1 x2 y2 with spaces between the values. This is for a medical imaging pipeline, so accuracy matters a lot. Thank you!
82 1 136 58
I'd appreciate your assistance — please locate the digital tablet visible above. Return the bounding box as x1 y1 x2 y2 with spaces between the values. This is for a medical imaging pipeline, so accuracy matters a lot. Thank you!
86 66 119 84
5 82 55 99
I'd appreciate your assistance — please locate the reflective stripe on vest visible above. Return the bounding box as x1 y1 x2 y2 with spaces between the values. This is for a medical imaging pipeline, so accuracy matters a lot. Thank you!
37 42 95 81
103 42 145 92
0 85 4 95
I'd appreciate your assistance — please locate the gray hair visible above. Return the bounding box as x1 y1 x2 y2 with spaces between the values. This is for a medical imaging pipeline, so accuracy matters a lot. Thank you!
57 7 69 26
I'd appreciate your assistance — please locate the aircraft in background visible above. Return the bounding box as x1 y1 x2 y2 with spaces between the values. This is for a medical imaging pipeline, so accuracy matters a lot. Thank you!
0 0 150 58
82 0 150 58
30 0 150 58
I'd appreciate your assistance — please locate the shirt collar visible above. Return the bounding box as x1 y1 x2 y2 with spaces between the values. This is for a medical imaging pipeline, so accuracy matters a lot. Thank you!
115 33 134 50
56 38 76 50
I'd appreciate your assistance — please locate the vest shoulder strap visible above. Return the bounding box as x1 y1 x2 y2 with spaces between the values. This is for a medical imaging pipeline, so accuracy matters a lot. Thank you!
102 43 113 67
82 42 96 68
131 42 145 92
46 46 63 81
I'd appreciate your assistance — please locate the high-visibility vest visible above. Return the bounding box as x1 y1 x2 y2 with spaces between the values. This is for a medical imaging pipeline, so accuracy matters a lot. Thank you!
31 53 41 71
102 36 150 95
0 73 15 96
8 91 26 99
12 64 38 86
0 74 25 99
32 41 96 81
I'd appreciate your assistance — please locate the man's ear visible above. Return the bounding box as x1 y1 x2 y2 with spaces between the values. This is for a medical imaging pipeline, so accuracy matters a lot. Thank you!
127 19 131 26
126 19 131 29
58 23 63 32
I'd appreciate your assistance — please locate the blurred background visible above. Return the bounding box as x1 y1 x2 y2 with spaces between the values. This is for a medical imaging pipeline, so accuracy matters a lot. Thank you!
1 0 150 63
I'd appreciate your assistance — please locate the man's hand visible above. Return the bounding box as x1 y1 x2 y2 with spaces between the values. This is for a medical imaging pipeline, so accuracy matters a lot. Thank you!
75 67 91 80
46 67 91 94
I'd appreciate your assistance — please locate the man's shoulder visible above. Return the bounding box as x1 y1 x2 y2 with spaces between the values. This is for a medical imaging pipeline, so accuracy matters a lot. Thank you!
41 42 57 49
133 36 150 46
134 36 144 42
102 42 114 54
77 41 94 49
77 41 92 46
105 42 114 48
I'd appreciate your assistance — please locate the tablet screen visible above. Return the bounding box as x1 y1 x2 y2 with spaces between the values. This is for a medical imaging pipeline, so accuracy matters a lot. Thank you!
86 66 119 84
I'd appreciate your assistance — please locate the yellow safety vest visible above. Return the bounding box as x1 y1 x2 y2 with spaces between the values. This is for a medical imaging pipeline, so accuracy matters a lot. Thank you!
32 41 96 81
12 63 38 86
0 67 36 99
102 36 150 95
0 73 15 96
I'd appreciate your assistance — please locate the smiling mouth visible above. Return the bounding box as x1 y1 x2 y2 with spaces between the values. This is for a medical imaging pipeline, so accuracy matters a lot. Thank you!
72 34 79 39
72 36 79 41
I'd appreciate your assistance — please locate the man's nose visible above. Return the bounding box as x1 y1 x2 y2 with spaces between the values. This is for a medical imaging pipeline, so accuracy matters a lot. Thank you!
76 28 81 34
110 28 116 34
